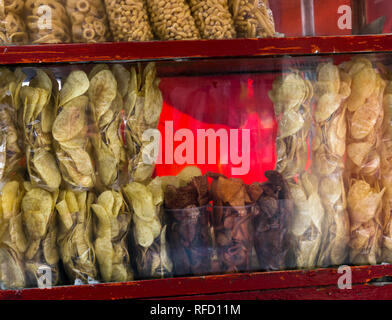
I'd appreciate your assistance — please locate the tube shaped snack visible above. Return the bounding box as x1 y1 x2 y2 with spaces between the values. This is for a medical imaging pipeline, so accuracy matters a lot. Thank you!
21 69 62 191
164 168 211 276
312 63 351 267
123 178 172 279
269 70 321 269
53 70 95 189
66 0 111 42
57 190 98 283
145 0 200 40
209 173 254 273
24 0 72 43
252 170 294 271
0 180 26 289
92 190 133 283
22 183 60 287
104 0 153 41
125 63 163 184
89 65 126 189
228 0 275 38
188 0 236 39
343 58 386 265
0 0 29 44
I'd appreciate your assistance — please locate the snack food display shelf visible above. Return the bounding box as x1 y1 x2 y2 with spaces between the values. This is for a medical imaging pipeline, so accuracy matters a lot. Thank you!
0 265 391 300
0 35 392 65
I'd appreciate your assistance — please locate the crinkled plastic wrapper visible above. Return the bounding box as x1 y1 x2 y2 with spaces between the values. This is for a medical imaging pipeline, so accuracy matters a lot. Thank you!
252 171 294 271
25 0 72 44
56 190 98 284
91 190 133 283
145 0 200 40
125 63 163 184
228 0 275 38
0 0 28 44
104 0 153 41
124 179 172 279
344 57 386 265
188 0 236 39
66 0 111 43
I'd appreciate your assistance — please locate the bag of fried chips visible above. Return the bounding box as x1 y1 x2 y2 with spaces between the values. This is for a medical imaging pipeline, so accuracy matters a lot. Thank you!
123 178 172 279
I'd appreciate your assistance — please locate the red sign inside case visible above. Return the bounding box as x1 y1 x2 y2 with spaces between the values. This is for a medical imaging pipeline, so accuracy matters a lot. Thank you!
366 0 392 34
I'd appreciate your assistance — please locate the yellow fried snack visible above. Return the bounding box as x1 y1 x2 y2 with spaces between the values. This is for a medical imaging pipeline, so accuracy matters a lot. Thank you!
53 70 95 189
92 190 133 282
57 190 98 283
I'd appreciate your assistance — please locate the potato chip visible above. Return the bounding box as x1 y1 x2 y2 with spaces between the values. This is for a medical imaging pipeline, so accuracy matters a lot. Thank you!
59 70 89 107
134 222 154 248
123 182 155 222
177 166 202 185
32 149 61 189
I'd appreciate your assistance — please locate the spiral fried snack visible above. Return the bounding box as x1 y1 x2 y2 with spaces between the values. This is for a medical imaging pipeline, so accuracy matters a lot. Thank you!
24 0 72 43
123 178 172 279
344 58 386 265
66 0 111 42
188 0 236 39
21 70 61 191
92 190 133 282
269 71 320 269
0 68 25 181
89 65 126 189
145 0 200 40
228 0 275 38
311 63 351 267
0 181 26 289
53 70 95 189
104 0 153 41
125 63 163 183
0 0 29 44
22 184 60 287
56 190 97 283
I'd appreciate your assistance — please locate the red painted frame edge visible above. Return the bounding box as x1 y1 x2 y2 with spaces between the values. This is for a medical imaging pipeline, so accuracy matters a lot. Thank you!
1 265 391 300
0 35 391 65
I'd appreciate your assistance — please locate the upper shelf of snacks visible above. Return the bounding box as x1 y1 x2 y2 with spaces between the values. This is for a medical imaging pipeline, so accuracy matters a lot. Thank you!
1 0 392 65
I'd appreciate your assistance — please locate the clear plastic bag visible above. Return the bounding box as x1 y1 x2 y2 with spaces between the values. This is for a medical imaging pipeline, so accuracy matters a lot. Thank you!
24 0 72 44
0 0 28 44
66 0 111 43
145 0 200 40
228 0 275 38
56 190 98 284
104 0 153 41
188 0 236 39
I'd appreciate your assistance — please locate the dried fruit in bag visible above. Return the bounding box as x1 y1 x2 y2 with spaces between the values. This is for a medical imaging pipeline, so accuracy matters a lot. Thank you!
228 0 275 38
344 58 386 265
92 190 133 282
312 63 350 268
125 63 163 183
123 178 172 279
57 190 98 283
53 71 95 189
22 186 60 287
21 69 62 190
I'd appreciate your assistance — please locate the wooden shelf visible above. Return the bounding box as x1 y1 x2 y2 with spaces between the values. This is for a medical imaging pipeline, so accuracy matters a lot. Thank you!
1 265 392 300
1 35 392 65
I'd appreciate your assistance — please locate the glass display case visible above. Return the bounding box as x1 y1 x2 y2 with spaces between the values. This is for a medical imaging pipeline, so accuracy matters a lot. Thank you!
1 1 392 300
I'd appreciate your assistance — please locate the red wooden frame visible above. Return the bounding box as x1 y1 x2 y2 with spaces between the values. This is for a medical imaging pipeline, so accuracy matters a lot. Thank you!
0 35 391 65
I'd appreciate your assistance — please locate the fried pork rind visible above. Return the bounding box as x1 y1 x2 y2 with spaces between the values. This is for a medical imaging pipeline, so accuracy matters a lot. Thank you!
209 173 253 273
252 171 294 271
0 68 24 180
344 58 386 265
125 63 163 184
0 180 26 289
21 186 60 287
312 63 350 268
53 70 95 189
123 178 172 279
21 69 62 191
164 169 211 276
90 65 126 189
57 190 98 283
92 190 133 283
